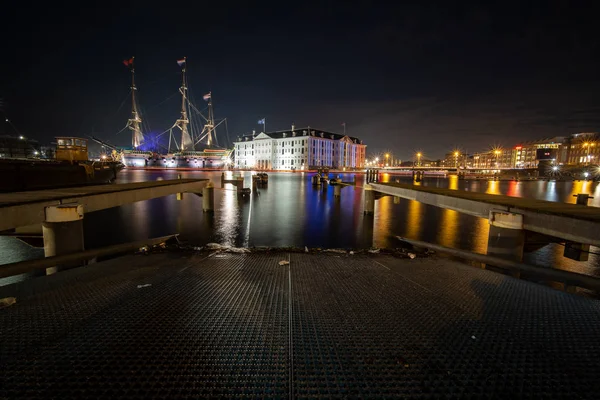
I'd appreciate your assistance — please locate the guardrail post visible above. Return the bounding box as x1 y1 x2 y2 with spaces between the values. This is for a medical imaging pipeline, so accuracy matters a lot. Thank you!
42 203 85 274
487 210 525 274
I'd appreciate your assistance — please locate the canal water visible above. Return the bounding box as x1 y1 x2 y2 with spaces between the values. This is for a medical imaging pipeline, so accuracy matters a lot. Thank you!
1 170 599 277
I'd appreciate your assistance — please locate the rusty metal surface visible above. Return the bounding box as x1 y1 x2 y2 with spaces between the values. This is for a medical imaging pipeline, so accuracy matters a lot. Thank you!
1 252 600 399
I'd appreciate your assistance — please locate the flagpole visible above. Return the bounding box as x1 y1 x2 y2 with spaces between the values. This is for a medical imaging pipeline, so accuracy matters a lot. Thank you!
264 118 266 133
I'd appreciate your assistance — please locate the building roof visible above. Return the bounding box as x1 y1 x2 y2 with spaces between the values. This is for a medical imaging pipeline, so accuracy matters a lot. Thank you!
236 127 363 144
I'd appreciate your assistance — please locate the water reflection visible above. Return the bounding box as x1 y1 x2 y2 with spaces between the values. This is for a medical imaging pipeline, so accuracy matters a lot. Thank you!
2 171 598 278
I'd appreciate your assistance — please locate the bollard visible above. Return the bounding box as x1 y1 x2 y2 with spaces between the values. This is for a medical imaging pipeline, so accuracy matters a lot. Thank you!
364 184 375 214
221 172 225 188
42 203 85 275
202 182 215 213
334 184 342 198
574 193 592 205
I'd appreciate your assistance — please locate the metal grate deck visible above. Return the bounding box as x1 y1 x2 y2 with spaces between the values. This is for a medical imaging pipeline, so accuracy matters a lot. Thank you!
1 252 600 399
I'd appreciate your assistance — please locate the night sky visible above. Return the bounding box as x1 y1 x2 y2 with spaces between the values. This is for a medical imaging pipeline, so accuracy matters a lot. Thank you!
2 1 599 160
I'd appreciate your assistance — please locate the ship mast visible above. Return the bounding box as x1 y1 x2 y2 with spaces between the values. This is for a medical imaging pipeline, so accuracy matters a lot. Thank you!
127 57 144 149
176 57 194 152
206 94 215 147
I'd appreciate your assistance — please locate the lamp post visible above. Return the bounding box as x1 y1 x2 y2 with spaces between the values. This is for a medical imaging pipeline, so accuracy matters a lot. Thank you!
416 152 422 167
385 153 389 167
454 151 459 168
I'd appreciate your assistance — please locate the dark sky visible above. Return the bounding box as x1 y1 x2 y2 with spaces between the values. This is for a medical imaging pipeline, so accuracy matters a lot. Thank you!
2 1 599 160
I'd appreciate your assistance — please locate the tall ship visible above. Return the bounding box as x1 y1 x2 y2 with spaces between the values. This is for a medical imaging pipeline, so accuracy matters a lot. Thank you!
119 57 232 169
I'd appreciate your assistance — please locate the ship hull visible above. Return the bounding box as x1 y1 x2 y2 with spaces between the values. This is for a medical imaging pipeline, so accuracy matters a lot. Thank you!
0 159 124 192
123 150 231 169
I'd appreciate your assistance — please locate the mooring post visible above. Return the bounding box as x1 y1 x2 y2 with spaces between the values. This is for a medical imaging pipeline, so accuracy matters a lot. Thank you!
221 172 225 188
236 177 244 191
42 203 85 275
334 184 342 198
364 184 375 214
177 174 183 200
202 182 215 213
487 210 525 276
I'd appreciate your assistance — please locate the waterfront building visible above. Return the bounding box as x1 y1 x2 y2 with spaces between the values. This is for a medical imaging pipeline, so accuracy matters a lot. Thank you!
562 132 599 165
0 135 40 159
513 137 564 168
233 126 366 170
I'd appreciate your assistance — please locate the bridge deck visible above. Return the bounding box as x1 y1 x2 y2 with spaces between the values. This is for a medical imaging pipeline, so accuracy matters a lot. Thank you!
1 251 599 398
0 179 208 231
0 179 206 208
375 181 600 221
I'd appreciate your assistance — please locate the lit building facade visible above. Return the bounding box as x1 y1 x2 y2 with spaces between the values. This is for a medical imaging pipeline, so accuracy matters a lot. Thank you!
234 127 366 170
562 132 600 165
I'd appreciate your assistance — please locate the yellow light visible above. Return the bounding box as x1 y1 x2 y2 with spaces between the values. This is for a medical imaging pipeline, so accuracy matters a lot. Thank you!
583 142 589 147
454 151 459 156
494 150 501 155
417 152 422 157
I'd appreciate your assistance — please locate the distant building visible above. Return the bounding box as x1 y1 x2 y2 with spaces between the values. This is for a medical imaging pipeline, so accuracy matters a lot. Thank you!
562 132 599 165
0 135 40 159
233 126 366 170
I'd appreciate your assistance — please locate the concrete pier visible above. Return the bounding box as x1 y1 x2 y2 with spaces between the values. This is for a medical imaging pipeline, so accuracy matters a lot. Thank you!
42 204 85 274
363 184 375 214
487 210 525 263
42 204 84 258
202 182 215 213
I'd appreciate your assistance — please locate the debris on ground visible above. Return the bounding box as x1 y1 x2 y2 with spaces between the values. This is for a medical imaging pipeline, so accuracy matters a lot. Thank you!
278 260 290 266
323 249 347 254
205 243 250 253
137 284 152 289
149 241 432 259
0 297 17 309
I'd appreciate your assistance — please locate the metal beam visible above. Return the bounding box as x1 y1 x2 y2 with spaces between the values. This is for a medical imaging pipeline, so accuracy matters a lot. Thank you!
0 235 179 279
0 179 208 231
371 182 600 247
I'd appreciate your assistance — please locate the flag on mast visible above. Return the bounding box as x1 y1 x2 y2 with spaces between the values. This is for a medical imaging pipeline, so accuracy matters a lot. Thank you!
123 57 134 67
203 92 211 101
258 118 265 125
177 58 186 66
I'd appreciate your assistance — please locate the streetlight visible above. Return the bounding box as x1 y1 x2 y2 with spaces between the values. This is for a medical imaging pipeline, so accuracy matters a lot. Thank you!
385 153 389 167
19 135 24 140
416 152 422 167
454 151 459 168
375 157 379 166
